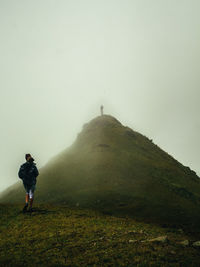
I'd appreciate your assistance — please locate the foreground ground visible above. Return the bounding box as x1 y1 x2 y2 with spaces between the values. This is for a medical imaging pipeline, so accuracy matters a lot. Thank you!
0 203 200 266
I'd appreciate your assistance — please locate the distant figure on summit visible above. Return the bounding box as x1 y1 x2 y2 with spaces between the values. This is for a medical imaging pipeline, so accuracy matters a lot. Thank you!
100 105 104 116
18 154 39 213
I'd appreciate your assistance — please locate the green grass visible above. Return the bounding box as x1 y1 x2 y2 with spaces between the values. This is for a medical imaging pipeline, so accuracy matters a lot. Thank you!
1 203 200 266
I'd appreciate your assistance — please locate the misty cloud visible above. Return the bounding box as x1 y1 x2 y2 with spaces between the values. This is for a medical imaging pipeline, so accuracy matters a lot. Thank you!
0 0 200 191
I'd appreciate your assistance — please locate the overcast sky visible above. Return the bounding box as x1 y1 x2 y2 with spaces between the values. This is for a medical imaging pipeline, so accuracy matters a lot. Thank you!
0 0 200 192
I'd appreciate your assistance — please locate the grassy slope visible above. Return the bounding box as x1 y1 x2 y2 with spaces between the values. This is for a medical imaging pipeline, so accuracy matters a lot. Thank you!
1 115 200 229
1 203 200 267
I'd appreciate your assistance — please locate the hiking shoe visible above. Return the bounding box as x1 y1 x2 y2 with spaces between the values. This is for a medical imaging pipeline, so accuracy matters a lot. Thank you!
22 204 28 213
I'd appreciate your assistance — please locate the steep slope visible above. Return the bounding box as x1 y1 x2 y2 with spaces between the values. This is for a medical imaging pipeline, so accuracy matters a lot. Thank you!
1 115 200 228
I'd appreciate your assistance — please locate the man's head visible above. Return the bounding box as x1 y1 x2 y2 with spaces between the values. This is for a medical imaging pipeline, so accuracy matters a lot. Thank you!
25 153 32 161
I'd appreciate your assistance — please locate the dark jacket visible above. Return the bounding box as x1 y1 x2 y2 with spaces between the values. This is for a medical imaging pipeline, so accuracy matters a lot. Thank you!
18 161 39 185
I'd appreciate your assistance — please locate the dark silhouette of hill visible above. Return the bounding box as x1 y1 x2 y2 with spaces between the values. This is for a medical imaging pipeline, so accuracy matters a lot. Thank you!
1 115 200 229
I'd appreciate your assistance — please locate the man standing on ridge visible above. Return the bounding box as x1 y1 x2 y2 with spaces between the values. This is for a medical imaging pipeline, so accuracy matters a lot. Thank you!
100 105 104 116
18 154 39 213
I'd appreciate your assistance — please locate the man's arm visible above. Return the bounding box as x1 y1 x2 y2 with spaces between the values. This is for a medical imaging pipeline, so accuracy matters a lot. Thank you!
33 165 39 178
18 164 25 179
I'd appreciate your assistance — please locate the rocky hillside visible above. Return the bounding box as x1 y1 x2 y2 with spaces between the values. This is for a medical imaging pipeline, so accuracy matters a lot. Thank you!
1 115 200 229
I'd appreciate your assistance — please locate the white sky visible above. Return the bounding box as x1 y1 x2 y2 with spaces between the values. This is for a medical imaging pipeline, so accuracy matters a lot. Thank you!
0 0 200 192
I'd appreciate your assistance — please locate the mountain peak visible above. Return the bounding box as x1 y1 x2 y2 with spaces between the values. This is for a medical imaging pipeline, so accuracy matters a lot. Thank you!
82 114 122 129
1 114 200 229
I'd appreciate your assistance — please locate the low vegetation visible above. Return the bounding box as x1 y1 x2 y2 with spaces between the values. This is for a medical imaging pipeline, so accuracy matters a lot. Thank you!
1 203 200 266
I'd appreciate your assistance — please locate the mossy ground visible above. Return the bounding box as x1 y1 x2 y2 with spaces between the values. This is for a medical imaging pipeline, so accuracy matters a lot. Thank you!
0 203 200 266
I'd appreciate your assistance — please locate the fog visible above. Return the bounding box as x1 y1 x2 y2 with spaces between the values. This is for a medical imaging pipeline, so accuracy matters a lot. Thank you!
0 0 200 192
